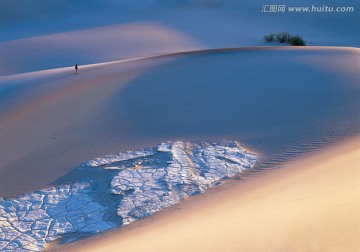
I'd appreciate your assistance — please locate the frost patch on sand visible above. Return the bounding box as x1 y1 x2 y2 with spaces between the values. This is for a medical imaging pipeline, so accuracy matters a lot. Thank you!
0 140 257 251
0 183 115 252
89 141 257 225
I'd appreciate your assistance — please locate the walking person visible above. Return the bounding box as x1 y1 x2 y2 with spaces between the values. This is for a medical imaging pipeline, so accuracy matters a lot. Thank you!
75 64 78 74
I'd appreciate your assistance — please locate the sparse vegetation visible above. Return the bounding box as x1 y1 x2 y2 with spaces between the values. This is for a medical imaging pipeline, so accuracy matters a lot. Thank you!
264 33 275 42
288 34 306 46
264 32 306 46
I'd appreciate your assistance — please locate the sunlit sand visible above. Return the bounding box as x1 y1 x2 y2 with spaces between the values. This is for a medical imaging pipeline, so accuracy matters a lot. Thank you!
0 1 359 251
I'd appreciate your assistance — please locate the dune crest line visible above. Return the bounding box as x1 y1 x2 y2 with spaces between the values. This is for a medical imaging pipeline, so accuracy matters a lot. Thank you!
1 45 358 78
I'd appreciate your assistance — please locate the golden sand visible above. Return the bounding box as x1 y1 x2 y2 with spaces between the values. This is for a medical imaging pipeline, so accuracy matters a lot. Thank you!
50 136 360 252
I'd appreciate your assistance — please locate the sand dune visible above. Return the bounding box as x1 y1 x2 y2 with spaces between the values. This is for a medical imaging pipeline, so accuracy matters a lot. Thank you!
0 22 201 76
1 47 359 198
52 135 360 252
1 0 360 250
1 0 359 76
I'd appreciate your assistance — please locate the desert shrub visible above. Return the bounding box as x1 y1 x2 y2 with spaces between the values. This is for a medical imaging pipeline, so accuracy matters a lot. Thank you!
264 32 306 46
264 33 275 42
277 32 291 43
289 35 306 46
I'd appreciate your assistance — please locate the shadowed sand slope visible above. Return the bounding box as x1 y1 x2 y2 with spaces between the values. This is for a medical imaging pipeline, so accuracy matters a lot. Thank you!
0 47 359 197
0 22 201 76
1 0 359 76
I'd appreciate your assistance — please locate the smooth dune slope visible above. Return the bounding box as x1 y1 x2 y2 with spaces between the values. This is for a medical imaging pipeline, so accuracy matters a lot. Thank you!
0 47 359 197
1 0 359 75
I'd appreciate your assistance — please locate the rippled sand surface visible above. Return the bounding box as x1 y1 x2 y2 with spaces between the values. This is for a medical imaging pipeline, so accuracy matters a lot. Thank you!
1 47 359 197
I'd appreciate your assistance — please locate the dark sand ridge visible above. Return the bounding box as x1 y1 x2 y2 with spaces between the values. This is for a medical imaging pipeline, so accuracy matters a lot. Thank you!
0 47 359 197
